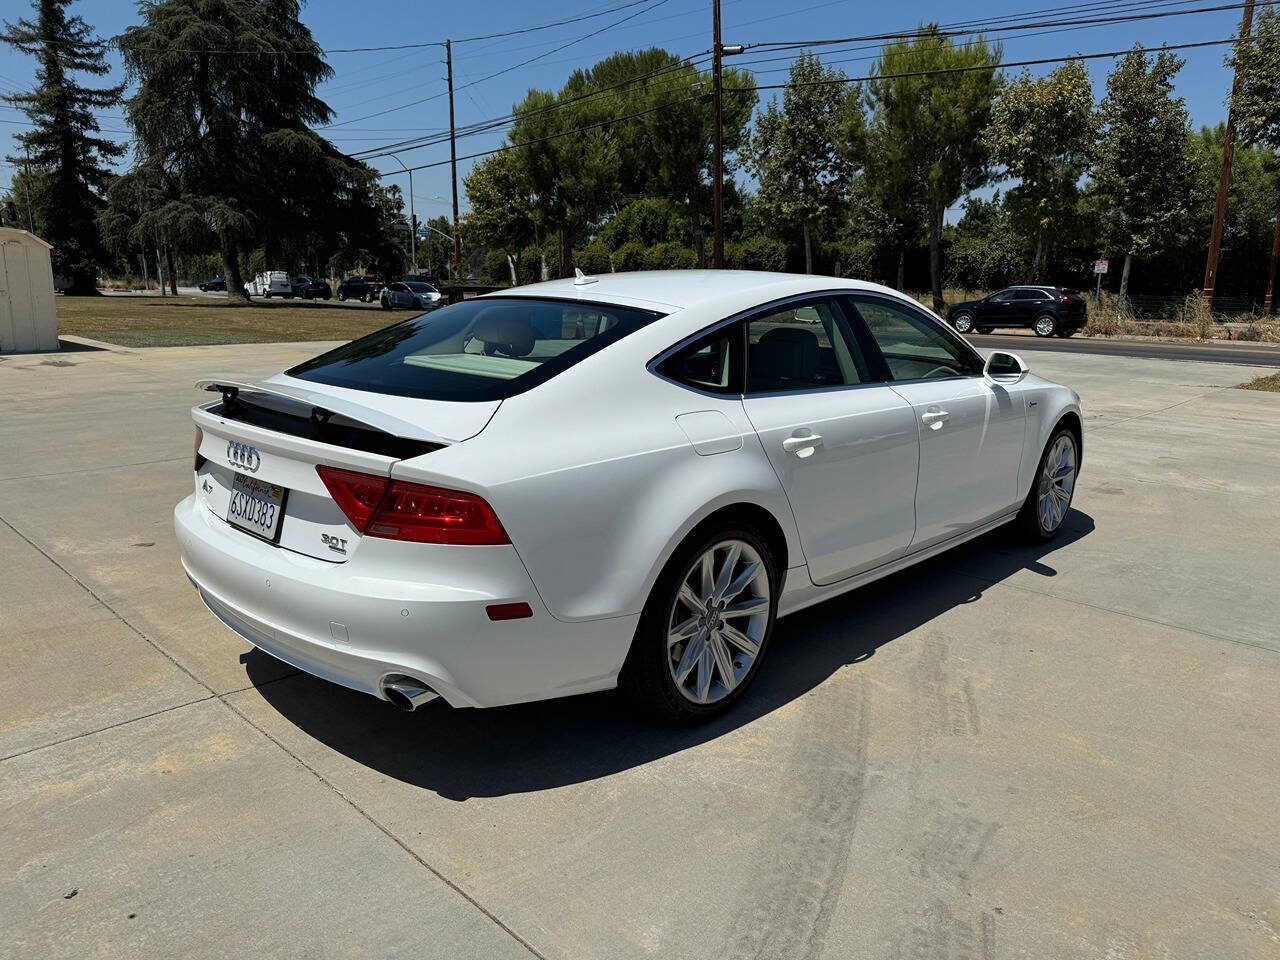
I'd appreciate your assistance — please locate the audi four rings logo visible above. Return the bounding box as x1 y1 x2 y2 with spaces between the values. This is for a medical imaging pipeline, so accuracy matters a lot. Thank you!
227 441 261 473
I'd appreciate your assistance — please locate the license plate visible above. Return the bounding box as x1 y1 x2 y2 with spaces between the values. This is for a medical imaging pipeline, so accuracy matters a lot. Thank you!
227 473 287 542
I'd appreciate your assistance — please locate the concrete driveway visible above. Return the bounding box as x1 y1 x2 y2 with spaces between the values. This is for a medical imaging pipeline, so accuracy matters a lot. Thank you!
2 342 1278 960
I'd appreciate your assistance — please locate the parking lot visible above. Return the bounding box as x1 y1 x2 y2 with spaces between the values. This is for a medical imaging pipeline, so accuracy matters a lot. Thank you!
2 341 1279 959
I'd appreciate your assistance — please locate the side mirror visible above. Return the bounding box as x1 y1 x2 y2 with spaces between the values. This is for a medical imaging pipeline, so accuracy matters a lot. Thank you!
985 351 1027 384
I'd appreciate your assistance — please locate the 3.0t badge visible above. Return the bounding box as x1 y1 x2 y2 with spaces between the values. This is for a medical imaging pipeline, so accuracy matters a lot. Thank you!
320 533 348 554
226 441 261 473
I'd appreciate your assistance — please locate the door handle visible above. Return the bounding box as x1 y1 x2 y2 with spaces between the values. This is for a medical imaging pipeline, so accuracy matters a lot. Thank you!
782 433 823 454
921 409 950 426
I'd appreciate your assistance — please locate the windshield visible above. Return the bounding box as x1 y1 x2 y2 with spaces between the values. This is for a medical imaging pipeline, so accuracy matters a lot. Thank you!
405 282 436 292
288 296 664 401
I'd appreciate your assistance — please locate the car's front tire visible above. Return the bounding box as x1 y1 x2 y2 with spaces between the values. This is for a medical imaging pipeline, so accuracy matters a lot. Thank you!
952 312 975 334
1033 314 1058 337
1017 426 1078 543
621 522 779 723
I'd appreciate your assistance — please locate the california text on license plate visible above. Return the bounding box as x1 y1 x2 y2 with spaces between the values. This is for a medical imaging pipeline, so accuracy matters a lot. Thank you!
227 473 287 542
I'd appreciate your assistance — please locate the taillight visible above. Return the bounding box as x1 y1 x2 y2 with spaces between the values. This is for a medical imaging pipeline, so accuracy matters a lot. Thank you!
317 465 389 530
315 466 509 545
368 481 509 545
194 426 205 471
1059 293 1070 303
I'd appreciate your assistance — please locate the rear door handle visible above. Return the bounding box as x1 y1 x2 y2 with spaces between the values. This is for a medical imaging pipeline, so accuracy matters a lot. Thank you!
782 433 823 454
921 409 950 425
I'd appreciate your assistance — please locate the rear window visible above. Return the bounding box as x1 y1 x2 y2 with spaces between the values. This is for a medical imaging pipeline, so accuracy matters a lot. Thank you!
288 296 664 401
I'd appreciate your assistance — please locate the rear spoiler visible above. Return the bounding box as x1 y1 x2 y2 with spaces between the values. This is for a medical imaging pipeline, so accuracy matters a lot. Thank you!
195 378 449 447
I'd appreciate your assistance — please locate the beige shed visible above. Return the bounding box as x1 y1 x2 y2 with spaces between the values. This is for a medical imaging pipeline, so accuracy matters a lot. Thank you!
0 228 58 353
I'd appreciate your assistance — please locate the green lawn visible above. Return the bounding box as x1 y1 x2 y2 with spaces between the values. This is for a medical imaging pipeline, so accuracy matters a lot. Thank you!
58 294 397 347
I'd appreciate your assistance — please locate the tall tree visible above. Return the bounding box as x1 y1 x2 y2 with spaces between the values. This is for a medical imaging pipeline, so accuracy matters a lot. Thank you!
510 87 618 278
463 150 535 285
1229 6 1280 310
1091 47 1195 298
118 0 367 299
2 0 123 294
988 61 1096 282
747 53 853 274
866 27 1001 310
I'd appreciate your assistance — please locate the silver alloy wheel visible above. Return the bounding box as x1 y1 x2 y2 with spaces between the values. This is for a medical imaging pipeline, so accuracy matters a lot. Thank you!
1034 315 1056 337
954 313 974 333
666 539 770 705
1037 434 1077 533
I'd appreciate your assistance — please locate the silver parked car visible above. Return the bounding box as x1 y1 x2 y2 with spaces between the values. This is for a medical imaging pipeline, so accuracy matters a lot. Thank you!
380 280 442 311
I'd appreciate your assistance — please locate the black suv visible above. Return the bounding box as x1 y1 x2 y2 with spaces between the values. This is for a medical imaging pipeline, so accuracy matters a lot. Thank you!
336 276 383 302
948 286 1087 338
291 276 332 300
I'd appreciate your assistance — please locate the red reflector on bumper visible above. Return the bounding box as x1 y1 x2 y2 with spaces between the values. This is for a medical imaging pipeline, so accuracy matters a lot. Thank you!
486 602 533 621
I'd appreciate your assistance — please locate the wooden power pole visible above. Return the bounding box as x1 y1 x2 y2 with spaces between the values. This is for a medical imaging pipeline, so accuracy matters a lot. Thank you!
712 0 724 269
445 39 462 278
710 0 742 269
1202 0 1256 303
1264 216 1279 317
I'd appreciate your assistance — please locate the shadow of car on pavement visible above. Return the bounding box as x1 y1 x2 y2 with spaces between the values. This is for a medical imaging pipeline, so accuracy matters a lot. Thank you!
245 509 1094 801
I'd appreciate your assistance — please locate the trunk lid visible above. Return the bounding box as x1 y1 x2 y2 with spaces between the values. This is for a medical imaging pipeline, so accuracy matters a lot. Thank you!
192 378 498 562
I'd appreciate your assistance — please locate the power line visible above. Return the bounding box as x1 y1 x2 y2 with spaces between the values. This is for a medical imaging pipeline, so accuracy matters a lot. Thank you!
350 52 711 160
745 0 1270 51
368 32 1247 182
323 0 676 129
728 35 1247 93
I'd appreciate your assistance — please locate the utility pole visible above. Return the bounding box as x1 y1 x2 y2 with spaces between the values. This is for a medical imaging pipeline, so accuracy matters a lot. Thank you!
710 1 743 270
445 40 462 279
1264 216 1279 317
390 155 415 271
1202 0 1255 303
712 0 724 269
22 145 35 233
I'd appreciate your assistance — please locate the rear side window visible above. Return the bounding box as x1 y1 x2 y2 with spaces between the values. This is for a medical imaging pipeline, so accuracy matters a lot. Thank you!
658 327 741 394
288 297 663 401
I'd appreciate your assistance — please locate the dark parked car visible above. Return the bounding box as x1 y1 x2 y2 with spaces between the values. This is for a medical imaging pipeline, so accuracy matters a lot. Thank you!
336 275 383 302
291 276 332 300
198 276 226 292
947 286 1087 338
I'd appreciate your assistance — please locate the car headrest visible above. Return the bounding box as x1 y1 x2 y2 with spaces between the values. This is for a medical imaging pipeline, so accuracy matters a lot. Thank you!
754 327 819 382
472 310 535 358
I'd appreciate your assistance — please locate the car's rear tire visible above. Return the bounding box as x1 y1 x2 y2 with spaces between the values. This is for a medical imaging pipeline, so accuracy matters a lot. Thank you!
1033 314 1058 337
952 312 975 334
620 522 779 723
380 297 391 310
1017 427 1078 543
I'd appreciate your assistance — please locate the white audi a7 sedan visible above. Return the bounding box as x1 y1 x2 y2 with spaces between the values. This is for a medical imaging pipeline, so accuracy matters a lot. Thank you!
176 271 1081 721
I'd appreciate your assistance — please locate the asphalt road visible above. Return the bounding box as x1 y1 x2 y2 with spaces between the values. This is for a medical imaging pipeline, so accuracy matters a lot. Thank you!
980 331 1280 366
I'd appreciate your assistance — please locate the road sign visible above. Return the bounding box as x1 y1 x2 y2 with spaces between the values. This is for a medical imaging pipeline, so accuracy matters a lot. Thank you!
1093 259 1109 274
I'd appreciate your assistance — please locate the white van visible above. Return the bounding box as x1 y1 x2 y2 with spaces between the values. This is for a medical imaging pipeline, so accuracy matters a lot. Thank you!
249 271 292 298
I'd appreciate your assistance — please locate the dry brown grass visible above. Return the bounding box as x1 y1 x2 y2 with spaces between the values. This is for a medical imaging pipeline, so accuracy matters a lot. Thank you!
1238 371 1280 392
58 294 394 347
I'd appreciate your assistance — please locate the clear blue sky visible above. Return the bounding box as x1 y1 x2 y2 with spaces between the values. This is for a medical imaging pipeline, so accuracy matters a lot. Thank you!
0 0 1249 220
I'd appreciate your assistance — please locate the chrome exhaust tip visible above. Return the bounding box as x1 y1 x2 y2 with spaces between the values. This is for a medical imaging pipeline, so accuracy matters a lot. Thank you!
382 677 439 712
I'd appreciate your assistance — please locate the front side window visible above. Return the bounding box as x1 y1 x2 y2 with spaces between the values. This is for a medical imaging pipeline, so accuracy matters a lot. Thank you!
848 296 983 381
289 297 663 401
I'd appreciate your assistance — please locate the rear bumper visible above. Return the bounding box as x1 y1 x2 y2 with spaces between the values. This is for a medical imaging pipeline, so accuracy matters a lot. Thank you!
174 494 636 708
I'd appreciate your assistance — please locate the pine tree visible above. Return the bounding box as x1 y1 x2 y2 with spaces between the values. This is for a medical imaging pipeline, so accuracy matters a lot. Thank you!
3 0 123 294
